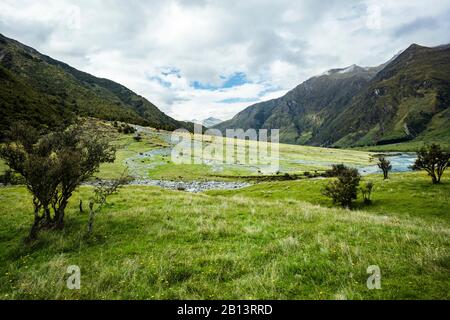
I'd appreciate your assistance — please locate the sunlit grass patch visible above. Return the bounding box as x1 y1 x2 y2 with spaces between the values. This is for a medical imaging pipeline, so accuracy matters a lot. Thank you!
0 177 448 300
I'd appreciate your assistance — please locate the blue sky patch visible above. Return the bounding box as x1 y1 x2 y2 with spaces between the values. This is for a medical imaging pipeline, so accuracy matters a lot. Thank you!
148 76 172 88
192 72 249 90
217 97 259 104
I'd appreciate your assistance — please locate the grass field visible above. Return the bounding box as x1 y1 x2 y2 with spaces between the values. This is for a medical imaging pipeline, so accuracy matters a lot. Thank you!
0 125 448 300
94 129 375 181
208 172 450 222
0 171 448 300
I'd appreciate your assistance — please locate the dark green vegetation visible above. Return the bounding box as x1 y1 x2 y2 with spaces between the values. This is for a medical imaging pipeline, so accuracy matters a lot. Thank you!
377 157 392 180
322 165 361 208
0 122 116 240
413 143 450 184
215 44 450 149
0 33 194 139
0 172 448 299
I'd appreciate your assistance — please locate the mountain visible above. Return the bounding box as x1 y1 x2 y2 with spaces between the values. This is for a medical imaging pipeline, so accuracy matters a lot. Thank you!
191 117 223 128
202 117 223 128
317 44 450 147
0 33 194 138
215 44 450 147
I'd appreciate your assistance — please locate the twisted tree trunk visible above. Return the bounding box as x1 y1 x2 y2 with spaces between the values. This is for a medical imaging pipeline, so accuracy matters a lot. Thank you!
27 199 44 242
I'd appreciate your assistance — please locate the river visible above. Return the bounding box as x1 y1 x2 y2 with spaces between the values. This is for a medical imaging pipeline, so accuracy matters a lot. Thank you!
358 153 417 175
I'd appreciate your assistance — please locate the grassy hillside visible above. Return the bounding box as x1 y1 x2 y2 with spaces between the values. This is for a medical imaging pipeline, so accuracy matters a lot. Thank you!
0 65 74 134
0 171 448 299
0 33 193 138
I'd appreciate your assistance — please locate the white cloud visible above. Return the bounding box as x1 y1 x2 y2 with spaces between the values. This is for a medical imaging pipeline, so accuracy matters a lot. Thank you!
1 0 449 121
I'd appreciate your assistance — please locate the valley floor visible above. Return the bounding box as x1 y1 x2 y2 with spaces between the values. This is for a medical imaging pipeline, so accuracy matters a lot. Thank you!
0 172 448 300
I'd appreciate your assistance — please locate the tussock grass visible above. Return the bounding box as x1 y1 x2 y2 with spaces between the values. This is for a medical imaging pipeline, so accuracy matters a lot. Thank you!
0 174 448 300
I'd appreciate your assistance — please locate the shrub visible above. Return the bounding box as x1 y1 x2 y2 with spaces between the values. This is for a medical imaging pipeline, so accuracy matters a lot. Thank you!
86 175 130 235
0 122 116 240
322 165 361 208
360 181 375 205
412 144 450 184
325 164 349 177
0 169 25 185
120 124 137 135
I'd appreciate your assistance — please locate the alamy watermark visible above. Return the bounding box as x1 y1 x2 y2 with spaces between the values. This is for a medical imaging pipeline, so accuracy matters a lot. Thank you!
171 124 280 173
367 265 381 290
66 265 81 290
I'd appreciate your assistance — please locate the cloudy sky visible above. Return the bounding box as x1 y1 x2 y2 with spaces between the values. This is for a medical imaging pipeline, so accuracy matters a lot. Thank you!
1 0 450 121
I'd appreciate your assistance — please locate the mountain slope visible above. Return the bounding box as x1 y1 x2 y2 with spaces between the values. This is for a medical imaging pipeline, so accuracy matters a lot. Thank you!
215 64 383 145
215 44 450 148
191 117 223 128
0 33 193 137
0 64 74 134
318 44 450 147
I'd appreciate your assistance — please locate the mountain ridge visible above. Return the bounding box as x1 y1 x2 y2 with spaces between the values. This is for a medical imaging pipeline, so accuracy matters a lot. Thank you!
215 43 450 148
190 117 223 128
0 33 195 137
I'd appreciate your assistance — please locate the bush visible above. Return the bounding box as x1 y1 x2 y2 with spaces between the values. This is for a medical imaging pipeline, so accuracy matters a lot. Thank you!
325 164 349 177
120 124 137 135
86 174 130 235
0 122 116 240
360 181 374 205
413 144 450 184
322 165 361 208
0 169 25 185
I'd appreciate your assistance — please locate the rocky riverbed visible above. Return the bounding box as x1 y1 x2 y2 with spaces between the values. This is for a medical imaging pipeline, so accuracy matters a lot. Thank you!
129 180 251 193
85 179 251 193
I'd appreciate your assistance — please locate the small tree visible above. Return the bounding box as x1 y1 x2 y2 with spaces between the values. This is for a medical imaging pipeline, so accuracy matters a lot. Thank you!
322 165 361 208
412 144 450 184
377 157 392 180
86 175 130 235
0 122 116 240
360 181 374 205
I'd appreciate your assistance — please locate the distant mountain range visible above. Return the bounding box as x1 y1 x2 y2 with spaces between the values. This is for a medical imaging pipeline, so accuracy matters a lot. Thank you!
0 33 195 138
1 33 448 148
190 117 223 128
215 44 450 147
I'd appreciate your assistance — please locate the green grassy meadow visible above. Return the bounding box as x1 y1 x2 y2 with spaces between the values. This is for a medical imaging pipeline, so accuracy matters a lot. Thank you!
208 172 450 222
93 129 375 181
0 129 449 300
0 172 449 299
